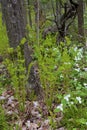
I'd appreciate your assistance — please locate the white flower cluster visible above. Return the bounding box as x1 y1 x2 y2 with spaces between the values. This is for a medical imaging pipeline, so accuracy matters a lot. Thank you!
76 97 82 104
64 94 74 105
56 104 63 111
83 68 87 71
75 48 83 61
56 94 82 113
64 94 70 102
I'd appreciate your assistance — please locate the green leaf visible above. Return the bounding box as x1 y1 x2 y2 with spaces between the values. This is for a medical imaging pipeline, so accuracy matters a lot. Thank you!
72 128 77 130
20 37 26 45
76 118 87 125
7 47 14 54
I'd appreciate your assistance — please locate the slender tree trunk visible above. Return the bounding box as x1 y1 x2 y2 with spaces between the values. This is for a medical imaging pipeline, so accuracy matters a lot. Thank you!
34 0 40 44
26 0 32 28
77 0 84 40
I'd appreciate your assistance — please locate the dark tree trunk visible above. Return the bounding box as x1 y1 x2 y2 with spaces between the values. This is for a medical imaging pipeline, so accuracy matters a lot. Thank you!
1 0 26 48
50 0 79 43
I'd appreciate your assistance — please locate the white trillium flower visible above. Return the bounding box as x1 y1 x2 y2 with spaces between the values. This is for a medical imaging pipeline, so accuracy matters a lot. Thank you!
46 48 48 51
84 83 87 88
75 64 79 67
83 68 87 71
74 68 80 72
75 56 81 61
84 83 87 86
60 74 63 78
70 101 74 105
86 122 87 125
53 48 57 51
79 48 83 53
74 47 83 61
54 65 57 69
74 47 78 52
74 78 77 81
64 94 70 102
57 104 63 111
76 97 82 104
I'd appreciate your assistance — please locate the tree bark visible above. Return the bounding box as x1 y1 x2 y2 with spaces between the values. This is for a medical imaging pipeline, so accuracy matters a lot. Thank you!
77 0 84 40
1 0 26 48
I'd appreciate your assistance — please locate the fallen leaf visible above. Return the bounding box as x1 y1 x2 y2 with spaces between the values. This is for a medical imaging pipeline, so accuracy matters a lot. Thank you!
33 101 39 108
0 96 6 100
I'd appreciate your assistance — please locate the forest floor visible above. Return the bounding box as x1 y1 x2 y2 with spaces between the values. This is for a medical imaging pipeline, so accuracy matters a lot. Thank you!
0 58 64 130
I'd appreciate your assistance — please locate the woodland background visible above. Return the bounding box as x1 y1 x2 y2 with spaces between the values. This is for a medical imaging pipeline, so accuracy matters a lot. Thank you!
0 0 87 130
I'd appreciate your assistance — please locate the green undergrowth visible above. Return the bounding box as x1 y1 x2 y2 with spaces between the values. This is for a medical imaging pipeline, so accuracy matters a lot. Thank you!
4 40 27 112
0 12 9 54
0 105 12 130
27 25 87 128
0 24 87 129
33 33 87 129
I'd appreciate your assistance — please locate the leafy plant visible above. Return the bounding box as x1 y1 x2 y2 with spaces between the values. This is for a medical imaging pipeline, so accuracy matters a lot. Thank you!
55 86 87 129
34 35 59 109
4 42 27 112
0 105 10 130
33 35 79 107
33 34 87 129
0 12 9 54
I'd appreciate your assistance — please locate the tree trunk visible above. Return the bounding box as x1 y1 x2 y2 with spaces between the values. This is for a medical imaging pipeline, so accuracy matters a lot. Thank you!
1 0 41 96
1 0 26 48
26 0 32 28
77 0 84 41
34 0 40 44
28 0 32 28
